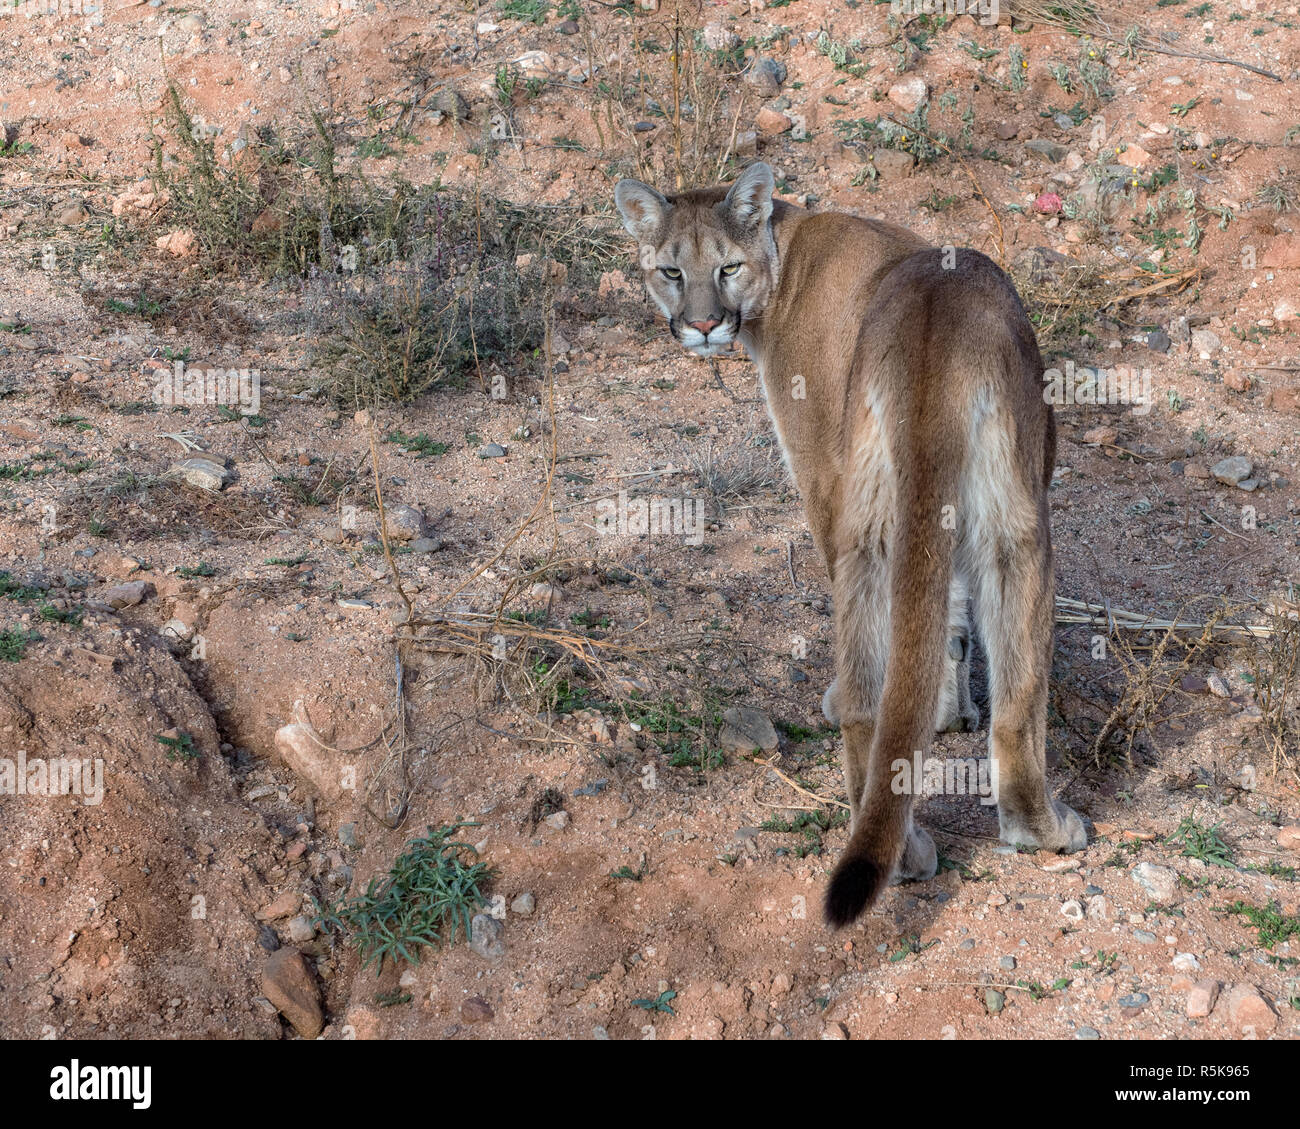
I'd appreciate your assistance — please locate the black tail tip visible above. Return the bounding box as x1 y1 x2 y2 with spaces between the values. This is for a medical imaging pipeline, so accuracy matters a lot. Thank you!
823 855 887 928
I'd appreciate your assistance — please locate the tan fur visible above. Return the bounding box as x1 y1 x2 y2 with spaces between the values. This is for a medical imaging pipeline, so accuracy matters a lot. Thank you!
616 163 1087 926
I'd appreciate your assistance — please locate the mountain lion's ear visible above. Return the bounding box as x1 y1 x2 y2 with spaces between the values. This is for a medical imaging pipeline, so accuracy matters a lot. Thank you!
615 179 671 243
722 162 774 231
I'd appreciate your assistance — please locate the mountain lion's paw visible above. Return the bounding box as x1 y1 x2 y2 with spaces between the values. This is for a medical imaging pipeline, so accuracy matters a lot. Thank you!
936 699 980 734
821 679 840 727
998 800 1088 853
892 825 938 884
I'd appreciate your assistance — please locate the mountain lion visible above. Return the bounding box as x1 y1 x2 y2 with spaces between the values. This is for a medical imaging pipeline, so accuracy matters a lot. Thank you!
614 162 1087 926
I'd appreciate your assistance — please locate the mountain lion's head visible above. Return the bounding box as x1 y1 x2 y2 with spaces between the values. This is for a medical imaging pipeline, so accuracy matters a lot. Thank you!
614 162 779 357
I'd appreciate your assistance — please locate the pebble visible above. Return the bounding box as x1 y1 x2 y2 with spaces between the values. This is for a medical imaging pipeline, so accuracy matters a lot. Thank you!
1075 1026 1100 1040
460 995 494 1023
999 956 1017 971
510 892 536 916
1117 992 1149 1009
1210 455 1253 486
262 948 323 1039
1223 983 1277 1035
1186 979 1220 1018
984 989 1005 1014
468 913 506 960
1130 862 1179 904
478 443 506 458
719 706 779 754
544 810 570 831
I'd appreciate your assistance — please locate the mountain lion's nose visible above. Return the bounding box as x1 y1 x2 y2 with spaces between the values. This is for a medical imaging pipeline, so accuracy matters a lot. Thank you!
688 318 721 334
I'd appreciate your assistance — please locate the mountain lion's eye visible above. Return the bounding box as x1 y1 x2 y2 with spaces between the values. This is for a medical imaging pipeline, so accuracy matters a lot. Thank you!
720 263 743 276
660 267 682 281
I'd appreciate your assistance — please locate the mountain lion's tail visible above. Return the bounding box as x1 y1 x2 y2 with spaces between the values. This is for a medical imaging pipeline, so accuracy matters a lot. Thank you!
824 463 958 927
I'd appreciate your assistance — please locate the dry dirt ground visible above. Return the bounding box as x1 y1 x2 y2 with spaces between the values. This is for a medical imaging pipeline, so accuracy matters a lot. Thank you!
1 0 1299 1041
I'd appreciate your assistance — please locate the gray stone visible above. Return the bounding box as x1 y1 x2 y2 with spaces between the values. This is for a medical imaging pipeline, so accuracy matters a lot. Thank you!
510 892 536 916
1146 329 1171 353
103 580 154 609
1191 328 1221 355
544 810 570 831
1025 138 1068 163
1131 861 1179 904
469 912 506 959
1075 1026 1100 1040
478 443 506 458
172 455 232 491
999 956 1017 971
887 76 928 113
1211 455 1253 486
381 503 427 541
1118 992 1149 1009
872 149 915 181
744 56 786 95
984 989 1005 1014
719 706 779 754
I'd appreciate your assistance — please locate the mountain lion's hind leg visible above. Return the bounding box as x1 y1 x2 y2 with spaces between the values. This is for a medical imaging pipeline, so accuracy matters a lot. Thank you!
973 534 1086 853
936 578 980 734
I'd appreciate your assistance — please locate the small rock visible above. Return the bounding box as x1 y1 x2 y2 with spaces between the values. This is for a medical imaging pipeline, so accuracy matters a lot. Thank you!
1075 1026 1100 1040
756 107 792 136
1117 992 1149 1009
478 443 506 458
510 892 536 916
1172 952 1201 972
999 956 1017 971
1025 138 1068 163
407 538 443 554
544 810 570 831
469 913 506 960
1060 899 1084 921
995 121 1018 141
1206 673 1231 698
103 580 154 609
262 948 322 1039
381 503 427 541
887 76 928 113
1186 979 1219 1018
1147 329 1171 353
172 455 233 491
984 989 1005 1014
872 149 915 180
460 995 495 1024
1210 456 1252 486
719 706 779 754
744 56 786 96
287 915 315 944
1116 142 1150 168
1131 862 1179 904
58 201 89 225
155 229 197 259
1191 328 1221 357
256 890 300 921
1223 983 1277 1036
1277 825 1300 850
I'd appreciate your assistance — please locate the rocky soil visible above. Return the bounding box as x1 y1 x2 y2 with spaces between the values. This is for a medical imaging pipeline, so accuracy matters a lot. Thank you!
0 0 1298 1039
